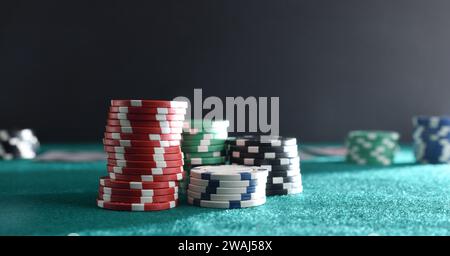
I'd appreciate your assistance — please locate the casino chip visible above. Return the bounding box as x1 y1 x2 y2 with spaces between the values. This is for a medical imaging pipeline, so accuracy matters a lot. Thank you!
186 165 268 209
99 185 179 196
345 130 400 165
107 119 184 128
111 100 188 108
187 196 266 209
97 199 178 211
107 165 184 175
190 165 268 181
226 135 297 147
180 120 230 194
109 106 186 115
108 172 186 182
97 99 187 211
104 145 182 154
227 136 302 196
108 113 185 121
0 129 40 160
107 152 184 161
412 116 450 164
105 126 183 134
184 151 225 159
98 192 179 203
104 132 182 141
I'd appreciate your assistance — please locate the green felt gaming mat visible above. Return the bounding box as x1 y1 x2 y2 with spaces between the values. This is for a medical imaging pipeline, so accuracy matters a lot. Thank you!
0 144 449 236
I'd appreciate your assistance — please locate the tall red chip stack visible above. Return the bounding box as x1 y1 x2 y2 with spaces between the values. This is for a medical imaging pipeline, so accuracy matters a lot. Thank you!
97 100 188 211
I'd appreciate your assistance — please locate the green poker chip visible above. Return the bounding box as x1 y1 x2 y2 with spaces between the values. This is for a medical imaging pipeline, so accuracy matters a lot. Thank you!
182 120 229 135
181 144 226 153
185 151 226 159
183 120 230 129
182 139 227 146
182 132 228 141
346 130 400 166
185 156 227 165
347 130 400 141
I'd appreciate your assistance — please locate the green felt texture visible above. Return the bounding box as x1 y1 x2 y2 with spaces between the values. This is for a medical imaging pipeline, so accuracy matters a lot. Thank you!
1 144 450 236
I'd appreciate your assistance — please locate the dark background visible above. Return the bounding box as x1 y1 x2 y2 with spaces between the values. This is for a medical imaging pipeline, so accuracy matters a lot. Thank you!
1 0 450 143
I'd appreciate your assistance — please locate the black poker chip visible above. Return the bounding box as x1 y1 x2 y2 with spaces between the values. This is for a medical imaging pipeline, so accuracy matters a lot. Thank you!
229 156 300 166
266 175 301 185
230 162 299 171
228 144 298 154
230 150 298 159
267 169 301 178
265 187 303 196
226 135 297 147
265 182 302 190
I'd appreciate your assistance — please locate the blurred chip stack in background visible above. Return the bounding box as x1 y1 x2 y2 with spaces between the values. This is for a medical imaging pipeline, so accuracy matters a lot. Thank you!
0 129 40 160
345 130 400 165
413 116 450 164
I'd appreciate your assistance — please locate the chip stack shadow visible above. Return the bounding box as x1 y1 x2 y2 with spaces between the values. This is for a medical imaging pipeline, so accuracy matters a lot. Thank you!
180 120 230 193
227 136 303 196
97 99 188 211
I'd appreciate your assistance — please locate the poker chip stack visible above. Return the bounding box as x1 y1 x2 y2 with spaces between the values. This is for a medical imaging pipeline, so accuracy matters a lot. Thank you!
180 120 229 192
412 116 450 164
0 129 40 160
97 99 188 211
227 136 303 196
345 130 400 165
186 165 268 209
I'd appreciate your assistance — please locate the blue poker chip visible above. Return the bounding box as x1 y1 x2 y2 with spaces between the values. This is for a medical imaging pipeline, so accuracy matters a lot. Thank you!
413 121 450 163
414 140 450 164
226 135 297 147
413 127 450 141
189 177 263 188
187 190 266 201
188 183 264 194
187 196 266 209
413 116 450 128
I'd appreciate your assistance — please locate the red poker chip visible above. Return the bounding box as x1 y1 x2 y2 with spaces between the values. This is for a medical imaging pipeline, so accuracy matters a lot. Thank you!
107 158 184 168
108 113 185 121
107 152 184 161
97 199 178 211
107 119 184 128
99 185 179 197
108 172 186 182
109 106 186 115
105 126 182 134
98 191 178 204
99 177 178 189
104 132 182 141
111 100 188 109
107 165 184 175
104 145 182 154
103 139 180 147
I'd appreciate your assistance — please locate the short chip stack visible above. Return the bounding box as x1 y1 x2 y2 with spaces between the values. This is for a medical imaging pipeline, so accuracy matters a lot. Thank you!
0 129 40 160
346 130 400 165
187 165 268 209
413 116 450 164
97 99 188 211
227 136 303 196
180 120 229 192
